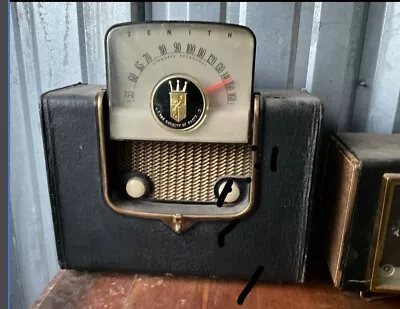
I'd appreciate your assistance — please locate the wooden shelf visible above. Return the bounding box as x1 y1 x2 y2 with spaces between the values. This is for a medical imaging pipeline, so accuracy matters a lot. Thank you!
31 268 399 309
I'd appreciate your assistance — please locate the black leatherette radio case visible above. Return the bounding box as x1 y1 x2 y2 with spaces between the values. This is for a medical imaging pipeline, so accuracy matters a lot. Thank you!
40 83 323 283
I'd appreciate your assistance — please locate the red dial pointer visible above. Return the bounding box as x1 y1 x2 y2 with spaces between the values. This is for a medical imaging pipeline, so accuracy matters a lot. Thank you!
204 78 233 93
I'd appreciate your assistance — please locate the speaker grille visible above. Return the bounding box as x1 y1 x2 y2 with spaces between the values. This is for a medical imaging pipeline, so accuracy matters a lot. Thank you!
120 140 252 202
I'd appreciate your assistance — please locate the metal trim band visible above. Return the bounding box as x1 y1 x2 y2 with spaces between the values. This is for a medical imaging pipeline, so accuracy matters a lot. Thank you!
97 90 260 233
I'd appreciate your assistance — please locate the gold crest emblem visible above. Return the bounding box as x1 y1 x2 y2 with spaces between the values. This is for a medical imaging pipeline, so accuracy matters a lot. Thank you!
169 80 187 122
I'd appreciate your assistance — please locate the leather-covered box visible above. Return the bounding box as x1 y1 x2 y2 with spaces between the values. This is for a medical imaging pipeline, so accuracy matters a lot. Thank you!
323 133 400 292
40 84 323 283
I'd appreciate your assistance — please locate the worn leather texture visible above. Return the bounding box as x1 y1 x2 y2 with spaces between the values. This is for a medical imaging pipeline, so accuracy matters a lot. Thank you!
325 133 400 291
40 84 323 283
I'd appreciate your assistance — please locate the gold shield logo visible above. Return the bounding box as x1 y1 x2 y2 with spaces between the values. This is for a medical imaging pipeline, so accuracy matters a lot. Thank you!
169 80 187 122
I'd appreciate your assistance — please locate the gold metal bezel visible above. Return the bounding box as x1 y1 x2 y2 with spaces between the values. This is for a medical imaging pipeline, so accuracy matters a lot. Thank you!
97 90 260 233
150 73 209 133
369 173 400 293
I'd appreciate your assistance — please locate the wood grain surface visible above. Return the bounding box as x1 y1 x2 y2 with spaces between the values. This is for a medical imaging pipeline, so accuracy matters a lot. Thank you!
31 269 400 309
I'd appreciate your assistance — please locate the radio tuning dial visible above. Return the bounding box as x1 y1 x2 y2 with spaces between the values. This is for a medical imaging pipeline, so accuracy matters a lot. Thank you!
106 22 255 143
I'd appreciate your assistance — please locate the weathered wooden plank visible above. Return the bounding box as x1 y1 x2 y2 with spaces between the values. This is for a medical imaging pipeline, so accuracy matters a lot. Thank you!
30 270 67 309
76 273 135 309
31 270 400 309
31 271 96 309
125 275 206 309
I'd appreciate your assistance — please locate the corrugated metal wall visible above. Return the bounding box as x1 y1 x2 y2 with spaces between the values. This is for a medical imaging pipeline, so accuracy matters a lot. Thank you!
10 3 131 307
352 2 400 133
9 2 400 308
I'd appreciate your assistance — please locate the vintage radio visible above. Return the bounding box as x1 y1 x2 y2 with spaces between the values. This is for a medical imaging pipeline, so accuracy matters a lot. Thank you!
323 133 400 294
40 21 323 282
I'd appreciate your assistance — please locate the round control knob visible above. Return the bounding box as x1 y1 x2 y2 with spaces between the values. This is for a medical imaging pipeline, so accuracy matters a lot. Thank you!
218 180 241 204
126 176 149 199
